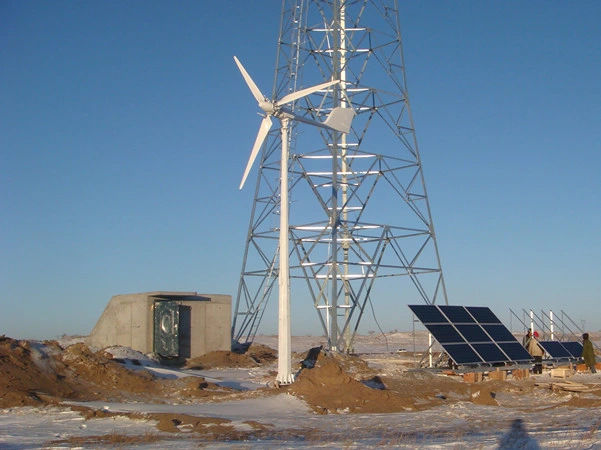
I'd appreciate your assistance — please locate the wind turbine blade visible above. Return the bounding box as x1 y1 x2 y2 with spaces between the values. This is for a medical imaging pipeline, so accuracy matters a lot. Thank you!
240 115 273 190
279 80 338 105
234 56 265 104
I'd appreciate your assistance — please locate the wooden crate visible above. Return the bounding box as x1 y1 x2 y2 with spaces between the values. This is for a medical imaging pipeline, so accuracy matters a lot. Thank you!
488 369 507 381
463 372 483 383
577 362 601 372
550 368 573 378
511 369 530 380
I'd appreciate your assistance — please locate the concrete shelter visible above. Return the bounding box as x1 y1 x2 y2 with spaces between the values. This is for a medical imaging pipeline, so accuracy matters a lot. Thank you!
87 291 231 359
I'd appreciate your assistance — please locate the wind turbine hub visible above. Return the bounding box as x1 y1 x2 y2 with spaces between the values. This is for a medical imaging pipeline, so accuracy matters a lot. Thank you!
259 100 276 114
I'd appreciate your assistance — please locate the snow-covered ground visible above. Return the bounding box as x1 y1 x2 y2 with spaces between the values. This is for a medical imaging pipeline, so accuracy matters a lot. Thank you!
2 382 601 449
1 334 600 449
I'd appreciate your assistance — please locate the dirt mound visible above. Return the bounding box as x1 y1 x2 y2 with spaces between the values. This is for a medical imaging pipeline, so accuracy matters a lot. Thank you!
286 348 416 414
285 348 503 413
247 343 278 363
54 407 291 446
184 343 277 370
0 337 239 408
0 337 75 406
469 384 499 406
184 351 258 369
5 333 595 424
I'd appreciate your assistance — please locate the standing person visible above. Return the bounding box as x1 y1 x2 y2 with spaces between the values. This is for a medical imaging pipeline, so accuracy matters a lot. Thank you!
528 331 544 374
522 329 532 348
582 333 597 374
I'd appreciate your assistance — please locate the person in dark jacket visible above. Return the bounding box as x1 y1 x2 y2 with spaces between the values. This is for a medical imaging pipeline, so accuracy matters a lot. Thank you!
581 333 597 374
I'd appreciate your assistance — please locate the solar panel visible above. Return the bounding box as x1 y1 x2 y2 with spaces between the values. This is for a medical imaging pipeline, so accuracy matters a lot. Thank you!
497 342 533 362
444 343 483 365
538 341 572 359
409 304 533 367
560 341 583 358
472 343 510 363
455 324 492 342
537 340 583 360
481 324 516 342
465 306 502 324
422 324 463 344
439 305 475 323
409 304 448 324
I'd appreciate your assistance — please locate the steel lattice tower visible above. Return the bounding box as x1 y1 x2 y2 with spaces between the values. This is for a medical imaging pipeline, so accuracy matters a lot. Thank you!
232 0 448 352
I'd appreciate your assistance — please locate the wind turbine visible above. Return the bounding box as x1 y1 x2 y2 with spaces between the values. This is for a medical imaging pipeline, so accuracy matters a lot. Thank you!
234 55 353 384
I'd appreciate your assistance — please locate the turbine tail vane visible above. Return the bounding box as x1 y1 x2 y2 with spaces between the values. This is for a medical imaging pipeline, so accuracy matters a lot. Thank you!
324 107 355 134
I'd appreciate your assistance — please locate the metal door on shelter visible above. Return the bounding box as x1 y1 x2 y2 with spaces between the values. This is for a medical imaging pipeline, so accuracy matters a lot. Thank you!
153 301 179 357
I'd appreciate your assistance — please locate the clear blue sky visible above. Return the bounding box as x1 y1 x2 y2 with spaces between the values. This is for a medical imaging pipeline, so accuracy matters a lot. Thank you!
2 1 600 340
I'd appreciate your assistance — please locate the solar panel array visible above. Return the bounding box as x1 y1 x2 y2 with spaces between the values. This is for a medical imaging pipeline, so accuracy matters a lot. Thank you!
409 305 533 366
538 340 583 360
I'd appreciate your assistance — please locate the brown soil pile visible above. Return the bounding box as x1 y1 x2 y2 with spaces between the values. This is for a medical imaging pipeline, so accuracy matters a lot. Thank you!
0 336 238 408
469 383 500 406
0 337 76 406
286 348 505 413
3 334 598 421
53 407 298 446
0 335 479 414
286 348 416 414
184 351 257 370
184 343 277 370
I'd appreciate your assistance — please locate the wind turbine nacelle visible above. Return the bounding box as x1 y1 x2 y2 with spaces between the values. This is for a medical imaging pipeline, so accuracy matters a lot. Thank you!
259 101 276 114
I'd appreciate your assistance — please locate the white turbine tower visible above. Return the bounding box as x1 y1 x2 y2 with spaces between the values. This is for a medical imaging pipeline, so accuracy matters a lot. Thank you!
234 56 353 384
